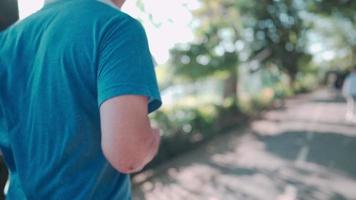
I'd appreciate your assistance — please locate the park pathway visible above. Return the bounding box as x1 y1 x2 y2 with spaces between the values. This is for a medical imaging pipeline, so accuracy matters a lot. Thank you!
133 89 356 200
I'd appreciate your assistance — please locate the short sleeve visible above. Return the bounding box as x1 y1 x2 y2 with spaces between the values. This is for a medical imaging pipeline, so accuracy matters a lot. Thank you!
97 16 162 113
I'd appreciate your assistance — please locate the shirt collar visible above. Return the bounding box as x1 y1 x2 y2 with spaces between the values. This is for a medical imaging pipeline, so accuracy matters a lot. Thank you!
44 0 119 10
44 0 79 5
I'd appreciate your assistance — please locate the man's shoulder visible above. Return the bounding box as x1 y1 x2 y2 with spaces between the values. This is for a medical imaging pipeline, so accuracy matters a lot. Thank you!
31 1 139 34
36 1 130 23
68 1 132 20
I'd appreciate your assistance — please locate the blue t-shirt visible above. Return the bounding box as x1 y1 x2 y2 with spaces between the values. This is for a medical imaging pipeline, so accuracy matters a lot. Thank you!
0 0 161 199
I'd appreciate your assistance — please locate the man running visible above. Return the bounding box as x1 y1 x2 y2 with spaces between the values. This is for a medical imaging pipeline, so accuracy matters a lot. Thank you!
0 0 161 198
342 67 356 122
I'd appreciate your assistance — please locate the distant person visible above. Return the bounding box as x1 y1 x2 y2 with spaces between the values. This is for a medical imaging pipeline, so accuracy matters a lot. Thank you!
326 72 337 89
0 0 162 199
334 71 348 90
342 67 356 122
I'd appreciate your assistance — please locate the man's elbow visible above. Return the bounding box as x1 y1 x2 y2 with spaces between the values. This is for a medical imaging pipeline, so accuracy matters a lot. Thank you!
102 147 146 174
101 136 159 174
110 159 144 174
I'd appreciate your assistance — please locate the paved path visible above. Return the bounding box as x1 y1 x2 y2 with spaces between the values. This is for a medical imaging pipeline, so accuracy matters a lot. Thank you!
133 90 356 200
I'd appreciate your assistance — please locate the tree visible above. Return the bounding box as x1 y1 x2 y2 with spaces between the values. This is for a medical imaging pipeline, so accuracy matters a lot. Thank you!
170 0 241 101
240 0 311 87
308 0 356 22
309 0 356 65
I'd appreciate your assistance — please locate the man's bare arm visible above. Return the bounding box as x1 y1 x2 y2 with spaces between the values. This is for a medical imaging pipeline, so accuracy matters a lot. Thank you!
100 95 160 174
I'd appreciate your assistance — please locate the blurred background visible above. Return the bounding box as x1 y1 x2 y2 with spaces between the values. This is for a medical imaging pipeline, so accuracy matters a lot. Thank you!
1 0 356 199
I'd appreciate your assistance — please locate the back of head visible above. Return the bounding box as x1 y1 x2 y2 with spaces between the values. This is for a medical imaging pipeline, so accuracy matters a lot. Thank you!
0 0 19 31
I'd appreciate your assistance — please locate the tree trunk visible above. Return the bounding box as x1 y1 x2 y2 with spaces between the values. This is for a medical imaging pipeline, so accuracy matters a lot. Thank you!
289 73 297 90
287 65 298 90
352 46 356 65
223 67 238 101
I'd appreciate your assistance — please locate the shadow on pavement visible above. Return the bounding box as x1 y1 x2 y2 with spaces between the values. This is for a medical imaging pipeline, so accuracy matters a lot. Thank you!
262 131 356 178
133 90 356 200
133 129 356 200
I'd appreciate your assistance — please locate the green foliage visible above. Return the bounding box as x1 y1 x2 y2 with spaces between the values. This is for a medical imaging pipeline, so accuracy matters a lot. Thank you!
308 0 356 21
152 104 221 137
148 103 243 168
294 72 320 94
171 44 238 80
170 0 314 90
239 86 289 114
170 0 241 91
308 0 356 65
137 0 356 171
240 0 311 84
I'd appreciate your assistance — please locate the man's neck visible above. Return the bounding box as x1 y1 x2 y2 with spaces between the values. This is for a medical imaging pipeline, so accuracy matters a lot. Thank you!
98 0 119 9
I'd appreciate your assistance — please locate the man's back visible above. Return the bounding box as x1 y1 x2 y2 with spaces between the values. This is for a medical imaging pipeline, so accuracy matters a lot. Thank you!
0 0 161 198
